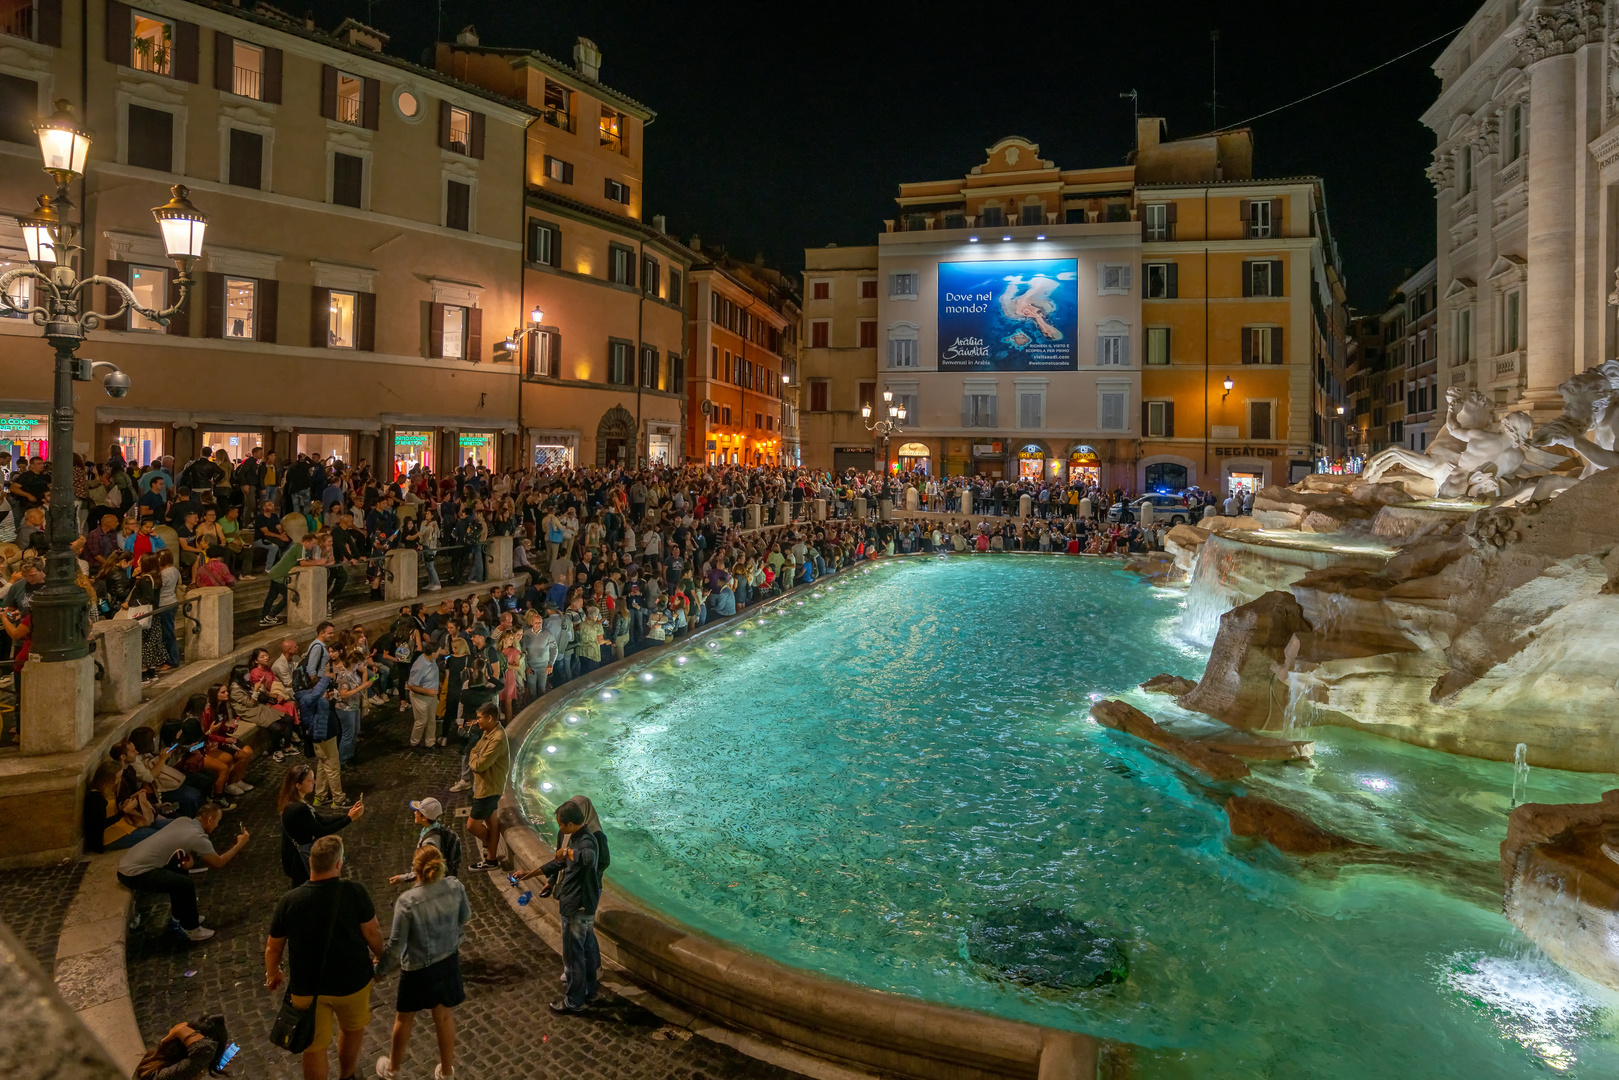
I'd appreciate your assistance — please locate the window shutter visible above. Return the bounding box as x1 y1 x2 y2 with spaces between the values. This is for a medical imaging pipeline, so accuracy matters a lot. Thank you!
105 0 131 65
36 0 61 45
427 301 444 358
213 31 233 91
257 279 278 343
1270 199 1284 236
470 112 485 159
1238 199 1250 223
1141 400 1149 433
1165 201 1177 224
1120 265 1132 292
1241 327 1252 362
437 100 451 149
1166 262 1178 299
320 64 337 119
165 271 188 335
1120 334 1130 365
172 19 199 82
962 395 972 426
1242 262 1253 298
104 260 130 330
1271 260 1284 296
562 160 574 184
1164 401 1175 437
309 285 330 347
467 307 482 362
205 271 225 337
362 78 380 129
357 292 376 351
1270 326 1283 364
263 47 282 103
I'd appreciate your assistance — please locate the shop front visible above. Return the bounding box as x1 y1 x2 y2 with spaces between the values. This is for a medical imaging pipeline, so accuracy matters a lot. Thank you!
456 431 497 468
647 424 676 465
1144 460 1190 492
971 440 1005 479
297 431 352 463
200 429 264 462
833 445 873 475
896 441 931 474
1068 446 1100 487
532 439 575 469
1016 444 1046 480
0 414 49 464
393 430 434 478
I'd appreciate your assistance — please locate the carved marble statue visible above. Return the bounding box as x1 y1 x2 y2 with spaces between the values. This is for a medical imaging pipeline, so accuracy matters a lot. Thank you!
1362 388 1553 498
1530 360 1619 477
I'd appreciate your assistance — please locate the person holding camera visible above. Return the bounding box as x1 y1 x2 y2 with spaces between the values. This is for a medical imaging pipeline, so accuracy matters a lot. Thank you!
116 804 249 942
134 1015 235 1080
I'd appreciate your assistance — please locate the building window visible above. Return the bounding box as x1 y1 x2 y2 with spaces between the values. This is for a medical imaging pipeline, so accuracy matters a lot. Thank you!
1143 203 1171 241
1507 103 1523 163
1146 326 1171 365
1019 204 1044 226
544 155 573 183
604 178 629 203
943 211 966 229
1145 462 1187 490
721 406 733 427
1100 391 1127 431
599 106 623 151
1249 400 1273 440
1099 264 1131 295
542 79 571 129
528 220 559 266
444 180 471 230
528 329 556 377
809 380 829 411
223 277 255 338
1243 326 1282 364
1 271 32 316
395 89 419 119
1455 308 1471 365
889 272 918 298
640 345 660 389
332 152 363 208
963 393 996 427
127 265 166 331
669 269 681 303
231 40 264 99
887 333 919 368
810 319 830 348
892 392 917 419
438 304 467 360
0 74 36 144
811 281 830 300
979 205 1004 227
131 10 173 75
1460 144 1473 195
1245 259 1283 297
1146 400 1174 437
446 105 471 154
607 340 631 384
1246 198 1274 238
327 289 357 348
608 246 634 286
859 320 877 348
227 128 262 188
1018 392 1043 429
904 212 929 231
126 104 173 172
1097 320 1130 366
1145 262 1177 299
334 70 363 125
642 257 660 298
860 278 877 299
1504 290 1521 351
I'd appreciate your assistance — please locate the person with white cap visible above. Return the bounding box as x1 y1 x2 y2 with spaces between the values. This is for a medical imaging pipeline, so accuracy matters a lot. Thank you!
389 796 461 884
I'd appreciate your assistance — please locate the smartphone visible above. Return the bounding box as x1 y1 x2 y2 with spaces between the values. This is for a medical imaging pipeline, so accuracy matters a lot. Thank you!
217 1042 240 1069
507 873 520 887
188 741 206 752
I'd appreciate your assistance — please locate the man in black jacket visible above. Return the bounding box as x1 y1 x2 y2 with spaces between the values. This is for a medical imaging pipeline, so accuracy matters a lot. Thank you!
536 801 600 1014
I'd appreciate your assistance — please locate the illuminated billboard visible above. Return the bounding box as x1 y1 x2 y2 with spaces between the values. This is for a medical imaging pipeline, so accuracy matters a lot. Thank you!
937 259 1078 371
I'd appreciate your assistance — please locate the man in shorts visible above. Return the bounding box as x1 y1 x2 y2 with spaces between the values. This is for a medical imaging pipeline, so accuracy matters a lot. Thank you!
464 702 510 871
265 836 386 1080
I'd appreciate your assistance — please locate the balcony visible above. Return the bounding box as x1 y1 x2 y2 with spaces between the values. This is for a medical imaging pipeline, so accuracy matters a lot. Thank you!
544 107 574 133
233 65 261 99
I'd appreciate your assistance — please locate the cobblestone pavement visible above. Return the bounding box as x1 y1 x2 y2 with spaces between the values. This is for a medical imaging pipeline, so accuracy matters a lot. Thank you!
119 698 799 1080
0 862 85 974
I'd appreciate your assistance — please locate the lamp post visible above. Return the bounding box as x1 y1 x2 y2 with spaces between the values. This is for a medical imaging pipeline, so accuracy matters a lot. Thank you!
0 100 207 662
861 389 907 476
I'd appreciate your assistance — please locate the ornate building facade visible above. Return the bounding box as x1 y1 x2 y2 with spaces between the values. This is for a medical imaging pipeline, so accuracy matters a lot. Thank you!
1424 0 1619 418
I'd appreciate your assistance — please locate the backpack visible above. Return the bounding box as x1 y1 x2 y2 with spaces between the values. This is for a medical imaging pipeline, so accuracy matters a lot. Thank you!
290 641 323 693
422 823 462 878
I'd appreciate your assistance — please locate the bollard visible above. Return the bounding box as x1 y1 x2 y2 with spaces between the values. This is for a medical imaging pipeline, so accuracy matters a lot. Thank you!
486 535 514 580
185 586 234 661
385 548 419 601
91 619 143 714
287 564 328 629
879 499 893 521
745 504 762 530
853 497 868 521
906 486 920 511
962 489 974 516
812 498 827 521
1019 493 1032 519
20 654 94 755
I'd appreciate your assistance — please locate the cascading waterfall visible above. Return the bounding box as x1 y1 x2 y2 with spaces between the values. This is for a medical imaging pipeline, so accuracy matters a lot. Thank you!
1512 743 1530 809
1283 669 1318 733
1182 541 1236 645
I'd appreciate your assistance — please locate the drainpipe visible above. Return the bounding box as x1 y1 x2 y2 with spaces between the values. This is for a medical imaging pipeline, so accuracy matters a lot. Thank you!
1202 185 1210 492
516 114 537 470
635 235 645 466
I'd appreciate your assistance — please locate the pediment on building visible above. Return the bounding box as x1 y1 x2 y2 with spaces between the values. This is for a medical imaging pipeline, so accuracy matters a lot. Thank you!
1444 277 1477 298
1486 254 1526 280
972 137 1054 175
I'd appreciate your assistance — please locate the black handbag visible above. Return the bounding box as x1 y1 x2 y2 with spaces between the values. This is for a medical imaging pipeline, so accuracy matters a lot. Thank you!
268 882 345 1053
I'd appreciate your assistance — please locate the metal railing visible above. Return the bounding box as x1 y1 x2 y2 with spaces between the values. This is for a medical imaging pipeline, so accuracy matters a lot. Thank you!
337 95 362 125
233 65 262 99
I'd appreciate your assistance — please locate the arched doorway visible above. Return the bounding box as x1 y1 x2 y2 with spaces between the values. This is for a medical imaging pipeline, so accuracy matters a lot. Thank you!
896 441 931 474
596 405 636 467
1016 443 1045 480
1144 461 1189 491
1069 446 1100 486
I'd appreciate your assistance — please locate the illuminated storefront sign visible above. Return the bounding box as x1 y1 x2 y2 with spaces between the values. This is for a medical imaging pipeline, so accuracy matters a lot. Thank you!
938 259 1078 371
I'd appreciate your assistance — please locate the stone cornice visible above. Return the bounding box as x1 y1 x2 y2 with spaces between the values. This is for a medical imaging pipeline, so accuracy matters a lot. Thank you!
1589 124 1619 169
1515 0 1605 64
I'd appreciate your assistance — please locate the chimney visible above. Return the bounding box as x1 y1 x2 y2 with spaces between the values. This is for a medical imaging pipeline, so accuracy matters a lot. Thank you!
1137 116 1165 151
455 24 479 46
333 17 388 51
652 214 666 233
689 234 701 252
573 37 601 80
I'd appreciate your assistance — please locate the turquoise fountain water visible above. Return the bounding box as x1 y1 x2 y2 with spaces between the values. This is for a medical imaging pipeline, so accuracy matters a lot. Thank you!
515 556 1619 1078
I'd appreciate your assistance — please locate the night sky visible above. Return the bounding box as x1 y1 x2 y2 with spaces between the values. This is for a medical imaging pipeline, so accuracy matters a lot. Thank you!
310 0 1483 310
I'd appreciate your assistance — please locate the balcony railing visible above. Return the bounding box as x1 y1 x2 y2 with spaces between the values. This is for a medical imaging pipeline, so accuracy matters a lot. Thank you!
599 126 622 152
543 107 574 133
233 66 262 99
337 95 362 125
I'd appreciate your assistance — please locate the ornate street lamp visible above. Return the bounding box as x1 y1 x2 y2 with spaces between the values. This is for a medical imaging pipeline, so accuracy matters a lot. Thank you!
0 100 207 662
861 388 907 478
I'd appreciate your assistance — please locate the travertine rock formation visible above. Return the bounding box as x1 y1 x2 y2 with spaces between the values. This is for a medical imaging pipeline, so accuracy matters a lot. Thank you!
1178 592 1309 731
1501 791 1619 990
1088 700 1249 781
1224 795 1358 855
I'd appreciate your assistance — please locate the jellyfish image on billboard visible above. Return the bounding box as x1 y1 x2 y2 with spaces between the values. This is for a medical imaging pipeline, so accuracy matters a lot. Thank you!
937 259 1078 371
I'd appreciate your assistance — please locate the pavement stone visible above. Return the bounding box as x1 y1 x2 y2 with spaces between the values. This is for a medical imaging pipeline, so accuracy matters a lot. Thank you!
121 695 800 1080
0 861 85 975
